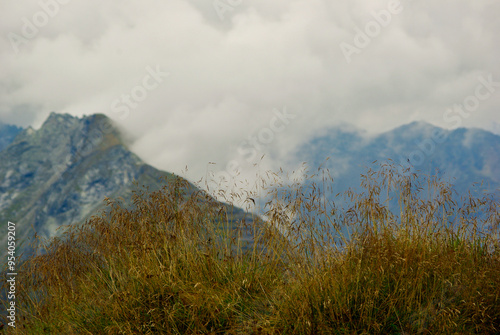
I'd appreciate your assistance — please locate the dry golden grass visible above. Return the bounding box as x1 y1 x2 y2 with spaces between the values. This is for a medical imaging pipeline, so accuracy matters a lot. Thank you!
2 162 499 334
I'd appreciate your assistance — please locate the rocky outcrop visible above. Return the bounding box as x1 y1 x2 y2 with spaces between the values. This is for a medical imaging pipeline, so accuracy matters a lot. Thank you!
0 113 251 257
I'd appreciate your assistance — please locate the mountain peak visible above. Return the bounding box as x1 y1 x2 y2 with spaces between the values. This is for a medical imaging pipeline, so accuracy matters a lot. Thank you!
385 121 449 142
41 112 113 133
42 112 79 129
46 111 77 121
0 112 253 259
41 112 120 144
0 112 146 241
394 120 436 132
3 112 126 175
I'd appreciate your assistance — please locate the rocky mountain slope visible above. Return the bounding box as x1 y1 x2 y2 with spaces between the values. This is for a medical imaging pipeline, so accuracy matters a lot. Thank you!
0 113 250 257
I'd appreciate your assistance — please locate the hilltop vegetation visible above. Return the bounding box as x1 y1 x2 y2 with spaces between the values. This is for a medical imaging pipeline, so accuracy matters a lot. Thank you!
2 163 500 334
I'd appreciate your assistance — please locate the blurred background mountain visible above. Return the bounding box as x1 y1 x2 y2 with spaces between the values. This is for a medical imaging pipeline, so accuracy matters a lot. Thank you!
290 121 500 198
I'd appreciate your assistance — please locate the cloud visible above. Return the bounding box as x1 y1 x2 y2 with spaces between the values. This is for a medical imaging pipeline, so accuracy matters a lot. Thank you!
1 0 499 190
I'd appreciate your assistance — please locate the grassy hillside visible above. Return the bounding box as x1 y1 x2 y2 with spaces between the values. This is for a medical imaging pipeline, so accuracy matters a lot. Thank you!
1 163 499 334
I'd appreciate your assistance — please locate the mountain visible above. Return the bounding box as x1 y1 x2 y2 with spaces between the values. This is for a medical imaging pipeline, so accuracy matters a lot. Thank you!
0 112 251 257
0 122 23 152
2 115 498 258
291 121 500 200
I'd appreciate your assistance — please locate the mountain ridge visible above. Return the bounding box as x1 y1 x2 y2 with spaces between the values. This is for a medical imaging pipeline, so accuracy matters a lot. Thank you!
0 112 252 259
1 114 498 257
291 120 500 198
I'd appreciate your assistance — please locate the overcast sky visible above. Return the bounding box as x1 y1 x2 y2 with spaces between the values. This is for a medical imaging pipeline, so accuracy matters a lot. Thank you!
1 0 499 195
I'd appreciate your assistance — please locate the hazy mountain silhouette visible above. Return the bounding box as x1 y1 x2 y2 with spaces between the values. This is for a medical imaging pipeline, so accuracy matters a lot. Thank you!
291 121 500 200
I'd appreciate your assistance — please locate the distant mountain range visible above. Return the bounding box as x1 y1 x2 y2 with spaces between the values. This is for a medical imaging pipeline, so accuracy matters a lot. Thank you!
290 121 500 199
0 113 251 257
0 113 498 257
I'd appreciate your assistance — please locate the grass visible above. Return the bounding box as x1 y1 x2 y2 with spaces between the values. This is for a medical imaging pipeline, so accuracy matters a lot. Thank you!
1 161 499 334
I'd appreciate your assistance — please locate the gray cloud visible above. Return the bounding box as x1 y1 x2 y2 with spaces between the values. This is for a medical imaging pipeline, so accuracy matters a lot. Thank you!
1 0 499 190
